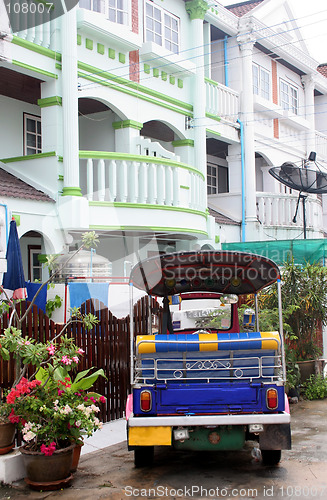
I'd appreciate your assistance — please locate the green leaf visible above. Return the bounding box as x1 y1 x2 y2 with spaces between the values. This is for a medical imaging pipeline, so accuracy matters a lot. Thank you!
71 368 106 391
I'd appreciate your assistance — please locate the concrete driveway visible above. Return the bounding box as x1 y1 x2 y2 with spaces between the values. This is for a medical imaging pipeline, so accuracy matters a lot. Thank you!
2 398 327 499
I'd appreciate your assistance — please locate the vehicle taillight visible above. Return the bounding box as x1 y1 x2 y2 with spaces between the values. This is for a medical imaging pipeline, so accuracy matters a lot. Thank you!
140 390 152 412
266 388 278 410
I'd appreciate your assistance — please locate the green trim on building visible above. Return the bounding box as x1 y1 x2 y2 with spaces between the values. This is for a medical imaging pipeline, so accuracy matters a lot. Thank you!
180 185 190 190
89 224 208 236
97 43 105 55
62 187 83 197
12 214 20 226
161 71 167 81
169 76 175 85
119 53 126 64
12 60 58 79
144 64 150 74
37 96 62 107
112 120 143 130
178 79 183 89
205 112 221 122
108 48 115 59
11 36 61 61
56 63 62 71
89 201 206 218
1 151 57 163
79 151 204 179
58 175 64 181
78 70 193 117
206 128 221 137
153 68 159 78
86 38 93 50
77 34 82 46
185 0 209 20
172 139 194 147
205 77 218 86
215 235 220 244
77 61 193 112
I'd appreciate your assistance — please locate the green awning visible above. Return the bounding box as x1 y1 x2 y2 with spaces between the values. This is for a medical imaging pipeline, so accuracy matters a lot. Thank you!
222 239 327 265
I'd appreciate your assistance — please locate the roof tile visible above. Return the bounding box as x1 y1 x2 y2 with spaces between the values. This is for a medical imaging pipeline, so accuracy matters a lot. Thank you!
208 207 241 226
226 0 264 17
0 168 54 202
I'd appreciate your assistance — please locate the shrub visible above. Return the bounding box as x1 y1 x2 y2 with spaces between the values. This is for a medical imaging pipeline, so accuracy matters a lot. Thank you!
303 374 327 400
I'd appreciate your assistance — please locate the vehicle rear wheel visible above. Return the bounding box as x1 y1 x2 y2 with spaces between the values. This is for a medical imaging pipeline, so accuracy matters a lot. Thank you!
261 449 281 466
134 446 154 468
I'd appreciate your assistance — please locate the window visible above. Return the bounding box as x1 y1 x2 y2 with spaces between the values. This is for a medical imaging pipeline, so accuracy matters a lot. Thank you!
252 64 270 100
28 245 42 282
207 164 229 195
79 0 129 24
280 79 298 114
145 1 179 54
24 114 41 155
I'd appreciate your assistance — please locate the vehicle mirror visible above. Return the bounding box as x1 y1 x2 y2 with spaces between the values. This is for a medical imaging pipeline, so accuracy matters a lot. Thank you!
221 294 238 304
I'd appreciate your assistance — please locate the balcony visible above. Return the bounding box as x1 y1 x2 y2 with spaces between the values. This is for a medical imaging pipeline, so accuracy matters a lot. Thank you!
79 152 208 236
205 79 239 123
256 193 323 232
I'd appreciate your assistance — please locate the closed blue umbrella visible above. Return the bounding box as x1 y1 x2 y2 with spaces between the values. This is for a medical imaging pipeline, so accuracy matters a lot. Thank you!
2 218 27 300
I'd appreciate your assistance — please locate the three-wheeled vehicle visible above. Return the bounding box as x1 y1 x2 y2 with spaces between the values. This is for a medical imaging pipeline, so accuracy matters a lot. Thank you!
126 251 291 467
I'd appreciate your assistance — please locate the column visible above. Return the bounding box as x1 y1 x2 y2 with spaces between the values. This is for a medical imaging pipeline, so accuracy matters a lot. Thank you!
113 120 143 153
185 0 209 213
301 74 316 157
38 81 63 154
237 29 257 236
61 8 82 197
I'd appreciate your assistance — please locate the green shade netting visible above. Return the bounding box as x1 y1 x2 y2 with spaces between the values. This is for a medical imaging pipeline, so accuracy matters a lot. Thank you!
222 239 327 265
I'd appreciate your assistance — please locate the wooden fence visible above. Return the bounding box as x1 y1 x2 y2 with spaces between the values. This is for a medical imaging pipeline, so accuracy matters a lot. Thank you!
0 296 162 424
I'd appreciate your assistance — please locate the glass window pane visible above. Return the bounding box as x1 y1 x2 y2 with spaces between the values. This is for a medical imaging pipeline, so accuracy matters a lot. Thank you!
154 20 161 34
109 0 115 5
26 118 36 132
109 8 116 21
154 7 160 21
146 3 152 15
27 134 36 147
37 120 41 133
37 136 41 150
146 17 153 29
155 33 162 44
26 147 35 155
172 18 178 30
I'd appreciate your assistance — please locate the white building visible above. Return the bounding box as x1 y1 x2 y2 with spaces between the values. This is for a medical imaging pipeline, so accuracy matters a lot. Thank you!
1 0 327 279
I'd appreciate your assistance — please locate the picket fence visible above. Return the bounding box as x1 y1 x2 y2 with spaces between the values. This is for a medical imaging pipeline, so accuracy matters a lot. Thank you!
0 297 162 424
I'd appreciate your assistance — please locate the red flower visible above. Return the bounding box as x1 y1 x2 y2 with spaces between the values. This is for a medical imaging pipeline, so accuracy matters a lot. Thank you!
40 442 56 456
8 409 20 424
100 396 106 404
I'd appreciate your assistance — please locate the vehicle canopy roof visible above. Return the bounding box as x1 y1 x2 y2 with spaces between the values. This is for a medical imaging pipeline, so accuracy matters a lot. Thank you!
130 251 280 297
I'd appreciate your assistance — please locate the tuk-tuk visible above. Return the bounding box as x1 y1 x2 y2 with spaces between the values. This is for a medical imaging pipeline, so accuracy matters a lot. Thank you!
126 251 291 467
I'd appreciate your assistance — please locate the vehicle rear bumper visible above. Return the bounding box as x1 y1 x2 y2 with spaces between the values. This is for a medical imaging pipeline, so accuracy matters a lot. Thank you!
128 412 290 427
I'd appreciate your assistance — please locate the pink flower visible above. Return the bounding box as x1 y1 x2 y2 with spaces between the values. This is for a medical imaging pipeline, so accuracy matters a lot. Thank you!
46 344 55 356
40 442 56 456
77 348 84 355
72 356 79 364
61 355 72 365
57 389 64 396
100 396 106 404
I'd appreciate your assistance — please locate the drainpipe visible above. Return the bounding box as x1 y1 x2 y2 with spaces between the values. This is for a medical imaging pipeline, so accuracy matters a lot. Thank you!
224 36 229 87
0 203 9 244
237 119 246 242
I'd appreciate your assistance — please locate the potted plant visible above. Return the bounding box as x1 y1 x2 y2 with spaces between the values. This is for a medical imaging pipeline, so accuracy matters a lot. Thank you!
0 327 106 487
0 231 107 488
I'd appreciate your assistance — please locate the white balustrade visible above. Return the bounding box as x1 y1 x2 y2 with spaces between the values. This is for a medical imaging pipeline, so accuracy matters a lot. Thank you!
205 79 239 122
15 16 56 49
256 193 322 229
80 154 205 212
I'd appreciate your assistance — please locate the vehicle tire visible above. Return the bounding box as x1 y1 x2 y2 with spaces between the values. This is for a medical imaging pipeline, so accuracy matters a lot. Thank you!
134 446 154 468
261 449 282 466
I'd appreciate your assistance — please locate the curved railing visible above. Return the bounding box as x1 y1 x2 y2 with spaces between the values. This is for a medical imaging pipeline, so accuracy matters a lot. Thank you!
79 151 206 213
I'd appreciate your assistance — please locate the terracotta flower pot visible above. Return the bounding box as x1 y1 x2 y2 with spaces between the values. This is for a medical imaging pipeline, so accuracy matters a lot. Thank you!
20 443 75 483
71 442 83 473
0 421 16 454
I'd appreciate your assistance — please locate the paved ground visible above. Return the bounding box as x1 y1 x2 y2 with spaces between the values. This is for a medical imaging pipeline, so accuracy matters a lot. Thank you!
1 399 327 499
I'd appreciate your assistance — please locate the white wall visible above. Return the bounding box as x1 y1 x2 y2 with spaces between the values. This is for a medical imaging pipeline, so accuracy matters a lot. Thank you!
0 96 41 159
79 111 115 151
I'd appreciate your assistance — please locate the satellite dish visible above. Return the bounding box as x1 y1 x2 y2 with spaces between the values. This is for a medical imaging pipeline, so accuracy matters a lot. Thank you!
269 163 327 194
269 153 327 239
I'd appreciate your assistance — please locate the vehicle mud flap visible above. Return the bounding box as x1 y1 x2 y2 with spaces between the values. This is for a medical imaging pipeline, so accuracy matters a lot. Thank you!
259 423 291 450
